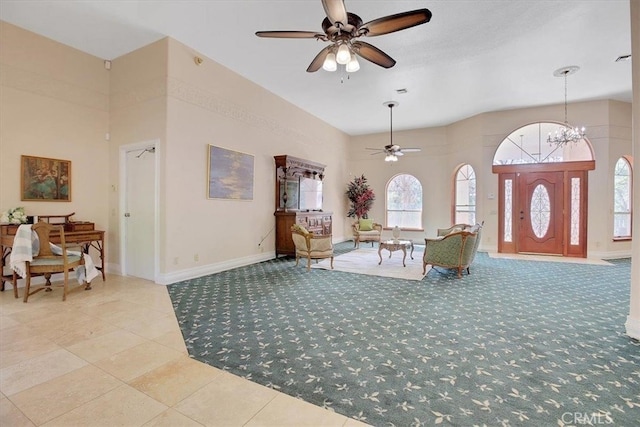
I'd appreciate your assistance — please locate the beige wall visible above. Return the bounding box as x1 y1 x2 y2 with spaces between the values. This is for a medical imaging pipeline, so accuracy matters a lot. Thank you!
0 21 110 254
0 20 633 286
159 39 349 282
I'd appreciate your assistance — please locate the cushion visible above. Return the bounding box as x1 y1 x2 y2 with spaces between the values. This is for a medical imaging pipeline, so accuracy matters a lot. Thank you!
292 224 309 234
358 219 374 231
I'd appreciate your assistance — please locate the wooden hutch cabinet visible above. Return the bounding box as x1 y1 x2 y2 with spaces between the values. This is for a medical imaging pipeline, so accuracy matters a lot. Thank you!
274 155 332 257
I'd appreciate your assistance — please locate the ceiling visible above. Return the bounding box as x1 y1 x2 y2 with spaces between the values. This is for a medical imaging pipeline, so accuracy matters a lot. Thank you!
0 0 632 136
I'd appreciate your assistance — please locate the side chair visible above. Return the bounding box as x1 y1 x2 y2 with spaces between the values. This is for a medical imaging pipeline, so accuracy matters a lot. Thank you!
22 221 90 302
291 225 334 271
352 219 382 248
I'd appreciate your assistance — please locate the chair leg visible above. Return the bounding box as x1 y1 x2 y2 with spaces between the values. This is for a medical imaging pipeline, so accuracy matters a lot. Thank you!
62 269 69 301
23 274 31 303
457 267 462 278
11 272 18 299
330 256 334 270
306 256 311 271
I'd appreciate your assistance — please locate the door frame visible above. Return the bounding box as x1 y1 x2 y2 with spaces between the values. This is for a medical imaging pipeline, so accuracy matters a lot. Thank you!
493 161 594 257
119 139 160 282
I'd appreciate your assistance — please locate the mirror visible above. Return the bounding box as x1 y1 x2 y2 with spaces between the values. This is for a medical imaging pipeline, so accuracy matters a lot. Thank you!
299 177 323 211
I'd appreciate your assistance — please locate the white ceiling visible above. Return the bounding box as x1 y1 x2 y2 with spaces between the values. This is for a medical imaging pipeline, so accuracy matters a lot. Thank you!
0 0 632 136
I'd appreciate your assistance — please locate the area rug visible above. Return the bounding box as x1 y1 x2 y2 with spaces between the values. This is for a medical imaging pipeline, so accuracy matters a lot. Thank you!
311 246 426 281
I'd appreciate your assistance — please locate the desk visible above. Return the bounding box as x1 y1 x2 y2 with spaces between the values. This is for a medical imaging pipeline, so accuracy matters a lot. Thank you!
378 239 414 267
0 225 105 290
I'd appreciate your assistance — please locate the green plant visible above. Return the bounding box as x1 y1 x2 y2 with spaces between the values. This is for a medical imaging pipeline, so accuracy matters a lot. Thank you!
346 174 375 219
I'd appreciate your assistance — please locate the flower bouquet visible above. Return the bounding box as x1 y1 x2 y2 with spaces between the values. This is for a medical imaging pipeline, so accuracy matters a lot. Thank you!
0 207 28 224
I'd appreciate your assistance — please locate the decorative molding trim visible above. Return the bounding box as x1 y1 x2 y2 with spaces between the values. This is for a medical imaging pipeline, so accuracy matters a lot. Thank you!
625 316 640 340
0 63 108 111
166 77 309 143
156 251 276 285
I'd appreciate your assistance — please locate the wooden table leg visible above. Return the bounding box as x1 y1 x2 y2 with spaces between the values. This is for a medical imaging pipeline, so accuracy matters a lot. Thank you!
401 246 407 267
378 245 383 265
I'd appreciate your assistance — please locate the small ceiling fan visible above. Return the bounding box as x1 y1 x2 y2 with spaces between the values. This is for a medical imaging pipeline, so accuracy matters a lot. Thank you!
367 101 421 162
255 0 432 72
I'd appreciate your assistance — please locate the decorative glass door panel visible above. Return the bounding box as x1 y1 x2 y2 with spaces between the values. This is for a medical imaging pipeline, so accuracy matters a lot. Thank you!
518 172 564 254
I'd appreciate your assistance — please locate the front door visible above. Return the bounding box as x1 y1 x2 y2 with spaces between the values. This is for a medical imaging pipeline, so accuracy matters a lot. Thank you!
518 171 564 255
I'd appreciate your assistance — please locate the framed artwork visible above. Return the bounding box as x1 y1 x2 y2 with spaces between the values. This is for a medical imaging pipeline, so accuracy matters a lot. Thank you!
21 155 71 201
207 145 254 200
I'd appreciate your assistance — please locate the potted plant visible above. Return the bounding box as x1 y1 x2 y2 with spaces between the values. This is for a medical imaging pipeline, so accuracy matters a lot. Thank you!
346 174 375 219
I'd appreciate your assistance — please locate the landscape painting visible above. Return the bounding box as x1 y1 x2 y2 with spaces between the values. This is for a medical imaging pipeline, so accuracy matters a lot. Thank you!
207 145 254 200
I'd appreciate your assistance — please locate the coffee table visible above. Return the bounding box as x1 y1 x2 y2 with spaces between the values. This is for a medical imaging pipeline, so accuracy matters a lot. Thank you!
378 239 414 267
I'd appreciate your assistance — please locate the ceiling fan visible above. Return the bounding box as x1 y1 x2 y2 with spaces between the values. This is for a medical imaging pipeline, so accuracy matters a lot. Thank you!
367 101 421 162
255 0 432 72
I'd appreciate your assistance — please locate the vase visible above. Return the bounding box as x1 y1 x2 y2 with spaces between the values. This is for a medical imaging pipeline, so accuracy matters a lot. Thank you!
392 225 401 241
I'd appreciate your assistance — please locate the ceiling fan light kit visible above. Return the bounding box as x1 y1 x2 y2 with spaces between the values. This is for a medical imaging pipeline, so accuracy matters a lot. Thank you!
366 101 422 162
256 0 432 73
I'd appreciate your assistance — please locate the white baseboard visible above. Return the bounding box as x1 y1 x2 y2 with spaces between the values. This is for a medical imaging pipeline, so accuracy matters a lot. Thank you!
156 251 276 285
589 249 632 259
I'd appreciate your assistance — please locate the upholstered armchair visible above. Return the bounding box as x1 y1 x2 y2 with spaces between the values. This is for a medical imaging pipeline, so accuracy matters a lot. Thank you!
423 222 483 278
352 219 383 248
291 225 334 271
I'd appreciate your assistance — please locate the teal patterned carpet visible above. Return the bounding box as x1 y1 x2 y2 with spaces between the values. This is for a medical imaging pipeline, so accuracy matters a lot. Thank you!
168 243 640 426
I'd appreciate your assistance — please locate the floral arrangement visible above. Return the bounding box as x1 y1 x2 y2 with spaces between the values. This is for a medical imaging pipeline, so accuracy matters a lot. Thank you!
346 174 375 219
0 207 28 224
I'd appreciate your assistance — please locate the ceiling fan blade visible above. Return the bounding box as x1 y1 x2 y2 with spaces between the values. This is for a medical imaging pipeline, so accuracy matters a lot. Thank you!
255 31 324 39
322 0 348 27
400 148 421 153
306 45 332 72
360 9 432 37
395 151 405 156
352 41 396 68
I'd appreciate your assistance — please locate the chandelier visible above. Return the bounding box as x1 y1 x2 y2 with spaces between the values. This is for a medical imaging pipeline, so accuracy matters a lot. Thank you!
547 66 586 147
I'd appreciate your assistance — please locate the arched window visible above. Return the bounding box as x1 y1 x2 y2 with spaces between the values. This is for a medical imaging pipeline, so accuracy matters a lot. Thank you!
614 157 632 238
386 174 423 229
454 164 476 224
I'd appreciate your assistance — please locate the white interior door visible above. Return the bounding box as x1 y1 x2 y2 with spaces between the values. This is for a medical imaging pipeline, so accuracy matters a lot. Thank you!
124 146 156 280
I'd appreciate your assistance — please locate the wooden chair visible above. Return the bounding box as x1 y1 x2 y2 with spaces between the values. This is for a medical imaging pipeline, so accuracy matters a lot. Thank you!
23 222 89 302
291 226 334 271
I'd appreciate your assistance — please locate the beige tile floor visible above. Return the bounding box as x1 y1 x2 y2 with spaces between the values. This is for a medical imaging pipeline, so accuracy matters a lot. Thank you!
0 274 368 426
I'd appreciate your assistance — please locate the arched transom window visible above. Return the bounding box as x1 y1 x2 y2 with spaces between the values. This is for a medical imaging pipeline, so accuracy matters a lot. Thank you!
493 122 593 165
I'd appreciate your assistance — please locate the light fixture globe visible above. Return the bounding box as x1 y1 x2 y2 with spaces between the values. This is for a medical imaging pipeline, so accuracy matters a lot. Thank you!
346 54 360 72
322 52 337 72
336 43 351 64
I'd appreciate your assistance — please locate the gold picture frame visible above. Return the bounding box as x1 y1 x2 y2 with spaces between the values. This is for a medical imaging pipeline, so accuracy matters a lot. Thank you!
21 155 72 201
